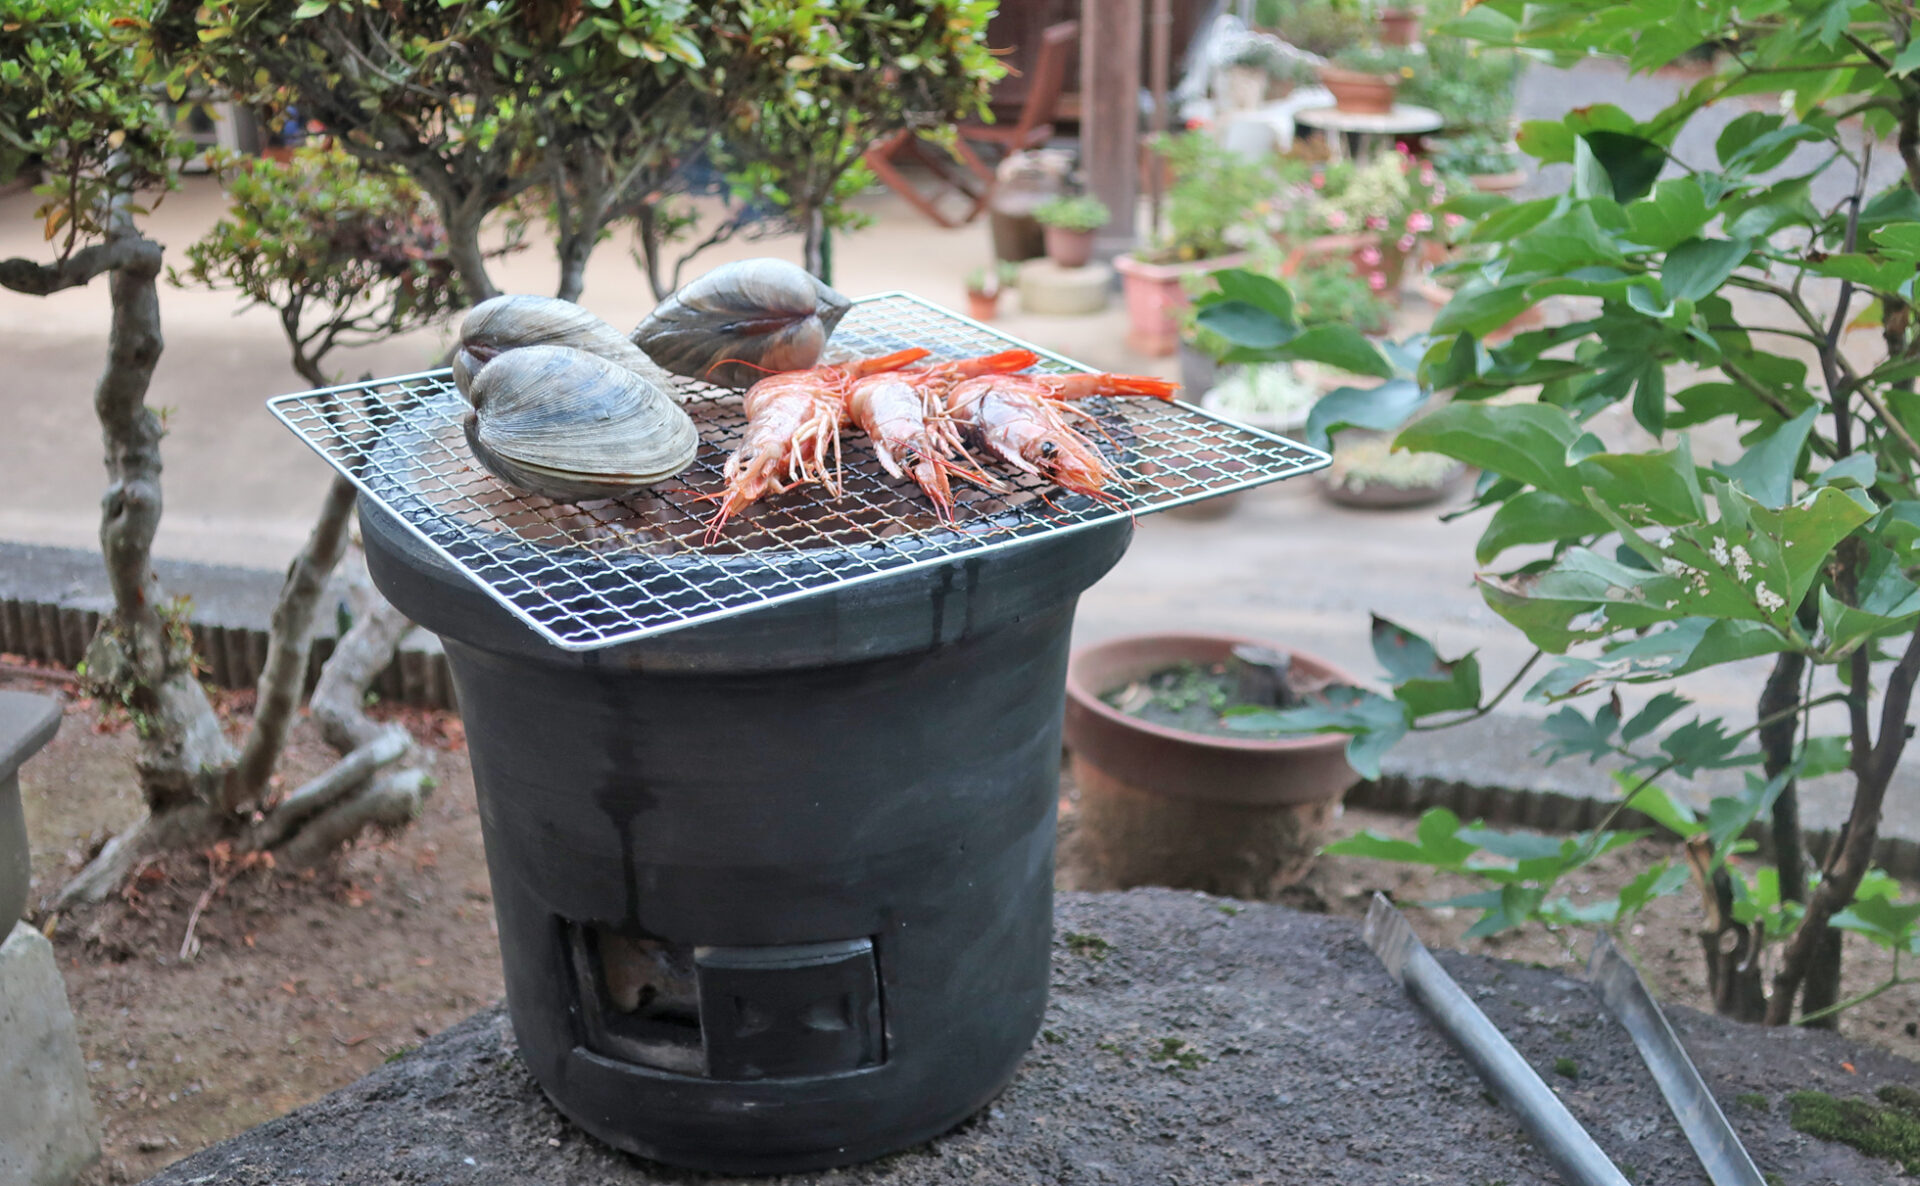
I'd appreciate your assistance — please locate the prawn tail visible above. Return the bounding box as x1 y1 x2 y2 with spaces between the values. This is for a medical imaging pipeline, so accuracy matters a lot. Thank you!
845 347 933 378
1097 374 1181 400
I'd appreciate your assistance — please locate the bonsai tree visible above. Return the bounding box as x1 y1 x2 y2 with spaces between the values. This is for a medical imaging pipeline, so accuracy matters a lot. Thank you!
1202 0 1920 1028
0 2 226 890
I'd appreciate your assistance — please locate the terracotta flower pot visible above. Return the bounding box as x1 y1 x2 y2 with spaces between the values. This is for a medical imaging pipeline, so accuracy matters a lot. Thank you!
1378 7 1423 46
965 291 999 322
1113 252 1248 357
1470 169 1528 194
1317 66 1399 116
1060 633 1361 896
1043 225 1096 269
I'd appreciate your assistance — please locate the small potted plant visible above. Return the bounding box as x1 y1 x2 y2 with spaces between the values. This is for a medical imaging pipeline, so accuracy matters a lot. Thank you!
1377 6 1424 47
963 261 1018 321
1319 44 1424 115
1115 131 1278 355
1032 194 1110 268
1432 132 1526 192
1318 431 1467 508
1061 634 1363 896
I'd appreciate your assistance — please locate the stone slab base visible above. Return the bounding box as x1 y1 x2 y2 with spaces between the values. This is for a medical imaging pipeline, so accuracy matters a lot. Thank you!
1 922 101 1186
142 891 1910 1185
1018 259 1112 316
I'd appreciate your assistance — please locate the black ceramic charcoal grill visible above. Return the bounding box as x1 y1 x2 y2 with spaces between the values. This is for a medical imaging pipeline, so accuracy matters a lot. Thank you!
271 294 1330 1173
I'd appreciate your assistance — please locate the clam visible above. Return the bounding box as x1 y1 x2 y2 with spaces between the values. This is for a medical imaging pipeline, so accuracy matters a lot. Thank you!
464 345 698 503
452 294 674 399
630 258 852 390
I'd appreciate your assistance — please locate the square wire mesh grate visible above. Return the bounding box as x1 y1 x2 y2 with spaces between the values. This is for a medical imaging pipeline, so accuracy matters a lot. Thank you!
269 291 1330 651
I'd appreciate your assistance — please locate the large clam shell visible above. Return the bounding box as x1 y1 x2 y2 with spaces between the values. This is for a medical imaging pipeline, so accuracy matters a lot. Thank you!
464 344 697 503
630 258 852 390
453 294 675 399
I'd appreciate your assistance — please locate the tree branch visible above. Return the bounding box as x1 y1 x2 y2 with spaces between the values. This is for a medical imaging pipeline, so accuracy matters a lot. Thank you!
0 237 147 295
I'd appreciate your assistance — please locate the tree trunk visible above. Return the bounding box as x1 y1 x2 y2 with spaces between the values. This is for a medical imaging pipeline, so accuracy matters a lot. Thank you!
58 229 240 906
801 206 829 282
226 475 358 809
556 235 591 303
441 208 500 305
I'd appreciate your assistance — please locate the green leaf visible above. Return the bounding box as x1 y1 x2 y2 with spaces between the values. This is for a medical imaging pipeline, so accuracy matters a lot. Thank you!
1618 860 1690 916
1704 771 1791 866
1819 541 1920 654
1616 773 1700 837
1577 438 1707 526
1629 355 1667 437
1396 402 1584 501
1661 716 1753 777
1762 485 1876 606
292 0 332 16
1714 405 1817 508
1622 691 1691 743
1223 685 1408 779
1325 806 1478 868
1194 299 1297 351
1624 177 1711 250
1305 380 1426 451
1799 735 1852 778
1371 615 1446 683
1538 699 1622 765
1572 133 1610 202
1432 280 1535 336
1477 550 1637 652
1892 41 1920 76
1584 130 1666 203
1476 491 1611 564
1662 236 1753 303
1213 268 1294 320
1279 323 1395 378
1830 894 1920 950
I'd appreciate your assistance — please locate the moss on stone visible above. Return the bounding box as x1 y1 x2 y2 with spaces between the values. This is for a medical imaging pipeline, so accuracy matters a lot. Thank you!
1787 1089 1920 1172
1552 1056 1579 1080
1734 1092 1768 1112
1878 1083 1920 1119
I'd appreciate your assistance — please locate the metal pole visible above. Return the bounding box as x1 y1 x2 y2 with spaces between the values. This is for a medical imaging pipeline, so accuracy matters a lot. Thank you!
1364 895 1632 1186
1589 936 1767 1186
1147 0 1172 232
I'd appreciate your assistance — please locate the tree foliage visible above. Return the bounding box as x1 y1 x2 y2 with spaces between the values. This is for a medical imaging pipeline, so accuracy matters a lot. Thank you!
176 147 468 385
1204 0 1920 1026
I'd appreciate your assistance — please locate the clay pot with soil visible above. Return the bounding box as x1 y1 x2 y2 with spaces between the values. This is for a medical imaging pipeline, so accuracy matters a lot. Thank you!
1317 65 1398 115
1319 431 1469 509
963 262 1018 323
1377 7 1423 46
1034 194 1110 269
1062 634 1360 898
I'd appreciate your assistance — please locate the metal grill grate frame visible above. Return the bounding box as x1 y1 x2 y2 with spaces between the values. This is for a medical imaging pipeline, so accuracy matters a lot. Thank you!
269 291 1330 652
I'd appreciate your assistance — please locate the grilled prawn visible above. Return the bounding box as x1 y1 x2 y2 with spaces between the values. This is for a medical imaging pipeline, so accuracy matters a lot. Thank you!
846 349 1037 519
705 347 929 542
943 371 1179 498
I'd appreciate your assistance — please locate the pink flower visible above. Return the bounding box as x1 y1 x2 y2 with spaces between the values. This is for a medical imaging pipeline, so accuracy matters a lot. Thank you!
1365 215 1387 231
1398 234 1417 252
1407 211 1433 233
1325 209 1348 229
1311 172 1326 189
1420 164 1437 185
1358 244 1383 266
1433 183 1447 202
1395 140 1412 156
1367 271 1388 292
1444 212 1466 228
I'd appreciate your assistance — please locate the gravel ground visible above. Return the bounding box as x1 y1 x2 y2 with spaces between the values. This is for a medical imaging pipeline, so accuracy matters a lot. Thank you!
143 889 1914 1186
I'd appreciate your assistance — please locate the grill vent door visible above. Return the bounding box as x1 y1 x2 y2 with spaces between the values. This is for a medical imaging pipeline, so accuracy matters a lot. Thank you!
696 939 884 1080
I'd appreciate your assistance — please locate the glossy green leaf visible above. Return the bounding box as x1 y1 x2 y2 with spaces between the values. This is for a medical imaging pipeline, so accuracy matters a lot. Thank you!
1397 402 1584 500
1476 491 1612 564
1305 379 1426 451
1662 236 1754 303
1279 323 1395 378
1714 405 1817 508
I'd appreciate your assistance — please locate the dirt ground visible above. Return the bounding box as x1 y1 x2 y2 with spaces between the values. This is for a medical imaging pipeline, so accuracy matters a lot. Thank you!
8 660 1918 1182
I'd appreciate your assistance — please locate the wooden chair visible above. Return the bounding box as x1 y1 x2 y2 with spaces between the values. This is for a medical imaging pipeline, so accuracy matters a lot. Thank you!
864 19 1079 228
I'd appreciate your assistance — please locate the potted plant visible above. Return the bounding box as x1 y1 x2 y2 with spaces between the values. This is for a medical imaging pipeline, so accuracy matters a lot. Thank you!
1257 0 1370 59
1115 132 1278 355
1061 634 1363 896
1032 194 1110 268
1377 7 1423 47
1319 44 1424 115
1430 132 1527 192
1279 152 1448 303
1318 430 1468 508
963 261 1018 321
